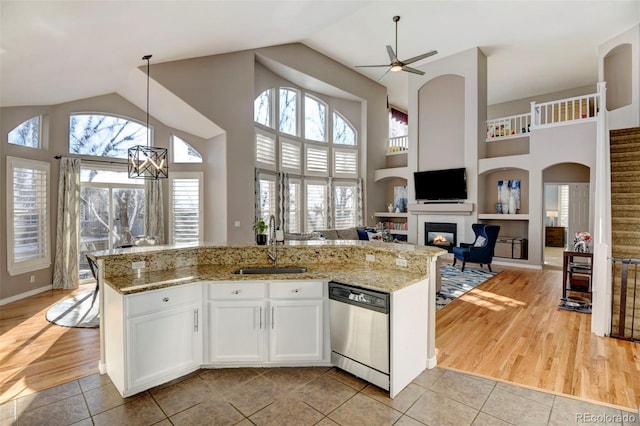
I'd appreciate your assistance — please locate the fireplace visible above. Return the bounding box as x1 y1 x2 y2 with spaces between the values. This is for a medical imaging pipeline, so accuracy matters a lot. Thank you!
425 222 457 253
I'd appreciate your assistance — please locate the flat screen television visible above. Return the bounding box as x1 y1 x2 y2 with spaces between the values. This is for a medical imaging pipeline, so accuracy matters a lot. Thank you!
414 168 467 202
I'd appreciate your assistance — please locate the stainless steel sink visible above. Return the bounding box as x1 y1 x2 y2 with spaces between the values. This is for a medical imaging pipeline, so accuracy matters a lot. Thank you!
233 266 307 275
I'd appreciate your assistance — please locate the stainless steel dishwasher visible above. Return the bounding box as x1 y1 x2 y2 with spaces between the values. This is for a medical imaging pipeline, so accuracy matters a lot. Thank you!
328 281 390 390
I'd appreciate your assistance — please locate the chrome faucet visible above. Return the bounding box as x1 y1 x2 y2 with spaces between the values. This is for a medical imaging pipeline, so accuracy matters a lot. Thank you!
267 214 277 266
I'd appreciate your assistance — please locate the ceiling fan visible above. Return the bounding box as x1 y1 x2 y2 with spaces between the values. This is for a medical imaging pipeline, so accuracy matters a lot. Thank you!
356 15 437 81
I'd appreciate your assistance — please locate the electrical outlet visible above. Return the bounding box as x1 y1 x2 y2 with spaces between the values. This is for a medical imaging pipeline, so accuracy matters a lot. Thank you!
132 261 145 270
366 254 375 262
29 275 35 283
234 221 240 228
396 257 408 267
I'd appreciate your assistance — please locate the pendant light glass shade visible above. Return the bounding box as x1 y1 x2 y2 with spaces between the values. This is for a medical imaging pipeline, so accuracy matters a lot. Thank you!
128 54 168 179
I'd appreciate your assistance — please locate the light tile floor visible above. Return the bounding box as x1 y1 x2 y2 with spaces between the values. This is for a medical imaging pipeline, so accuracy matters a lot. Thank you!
1 366 637 425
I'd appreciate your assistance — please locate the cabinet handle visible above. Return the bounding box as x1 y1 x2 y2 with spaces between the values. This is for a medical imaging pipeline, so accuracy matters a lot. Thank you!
259 306 263 329
162 297 169 302
271 306 275 329
232 290 240 295
194 308 199 332
292 289 300 293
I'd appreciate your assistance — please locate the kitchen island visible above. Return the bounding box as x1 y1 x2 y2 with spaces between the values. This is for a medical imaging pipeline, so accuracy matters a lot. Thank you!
89 240 445 398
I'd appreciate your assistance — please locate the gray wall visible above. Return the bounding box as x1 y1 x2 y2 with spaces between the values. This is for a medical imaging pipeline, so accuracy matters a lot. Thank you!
0 43 387 302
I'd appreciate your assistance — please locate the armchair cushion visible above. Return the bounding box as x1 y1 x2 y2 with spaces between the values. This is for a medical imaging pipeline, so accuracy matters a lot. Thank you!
474 235 487 247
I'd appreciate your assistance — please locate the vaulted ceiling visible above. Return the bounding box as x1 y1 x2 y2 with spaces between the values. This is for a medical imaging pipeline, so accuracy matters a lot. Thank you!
1 1 639 111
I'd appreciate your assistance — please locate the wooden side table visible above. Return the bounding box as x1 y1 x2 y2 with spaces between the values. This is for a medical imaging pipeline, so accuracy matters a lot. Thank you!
562 250 593 303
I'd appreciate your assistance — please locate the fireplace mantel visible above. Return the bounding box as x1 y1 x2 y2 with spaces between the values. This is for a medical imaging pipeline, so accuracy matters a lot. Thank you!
408 203 474 215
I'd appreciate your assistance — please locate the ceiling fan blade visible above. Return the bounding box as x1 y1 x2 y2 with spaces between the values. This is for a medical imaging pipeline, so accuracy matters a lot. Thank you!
401 65 425 75
386 45 398 63
401 50 438 65
378 67 392 81
356 64 393 68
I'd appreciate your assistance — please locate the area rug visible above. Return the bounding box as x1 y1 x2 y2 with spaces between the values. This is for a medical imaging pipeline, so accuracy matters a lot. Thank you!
45 287 99 328
437 263 500 311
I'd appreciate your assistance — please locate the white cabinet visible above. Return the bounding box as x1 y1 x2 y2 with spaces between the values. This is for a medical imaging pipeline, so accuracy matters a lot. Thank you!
269 281 324 362
204 281 267 363
104 282 202 397
204 280 326 366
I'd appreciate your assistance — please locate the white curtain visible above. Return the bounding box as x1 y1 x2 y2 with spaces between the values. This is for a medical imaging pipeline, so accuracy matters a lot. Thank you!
53 157 81 289
326 177 333 228
356 177 363 226
145 179 164 243
278 172 289 232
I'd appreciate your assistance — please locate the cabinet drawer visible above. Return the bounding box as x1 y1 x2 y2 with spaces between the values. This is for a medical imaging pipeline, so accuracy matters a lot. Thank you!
269 281 324 299
126 283 200 317
207 281 266 300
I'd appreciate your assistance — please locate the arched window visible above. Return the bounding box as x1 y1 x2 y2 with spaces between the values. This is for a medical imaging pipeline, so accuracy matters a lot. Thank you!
172 135 203 163
333 111 356 145
254 89 272 127
69 113 148 159
8 116 40 148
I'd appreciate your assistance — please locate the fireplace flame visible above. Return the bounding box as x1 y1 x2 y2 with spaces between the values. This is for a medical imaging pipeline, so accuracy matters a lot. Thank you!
433 235 450 245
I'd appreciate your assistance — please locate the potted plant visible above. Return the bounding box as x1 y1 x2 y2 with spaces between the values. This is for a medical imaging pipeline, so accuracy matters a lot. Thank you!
252 218 268 245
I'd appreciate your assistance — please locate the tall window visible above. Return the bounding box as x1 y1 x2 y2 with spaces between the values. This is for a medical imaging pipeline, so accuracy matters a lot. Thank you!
288 178 301 233
79 167 144 279
279 88 298 136
169 172 203 244
172 135 203 163
306 181 327 231
8 116 41 149
389 107 408 137
255 86 359 232
334 184 356 229
304 95 326 142
257 173 276 225
7 157 50 275
69 114 148 158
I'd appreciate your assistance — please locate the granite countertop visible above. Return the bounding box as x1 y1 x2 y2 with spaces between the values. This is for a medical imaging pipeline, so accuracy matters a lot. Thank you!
97 240 446 295
106 262 428 295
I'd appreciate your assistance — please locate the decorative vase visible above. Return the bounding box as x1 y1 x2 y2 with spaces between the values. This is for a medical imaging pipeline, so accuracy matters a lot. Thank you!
508 193 517 215
256 234 267 245
388 203 394 213
495 203 502 214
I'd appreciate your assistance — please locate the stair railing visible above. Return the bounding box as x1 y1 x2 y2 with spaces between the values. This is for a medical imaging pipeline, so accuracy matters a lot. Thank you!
610 257 640 342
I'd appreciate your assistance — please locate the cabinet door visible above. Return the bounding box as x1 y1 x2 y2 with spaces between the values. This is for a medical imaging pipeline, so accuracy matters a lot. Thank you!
207 301 267 363
269 300 323 362
127 302 201 390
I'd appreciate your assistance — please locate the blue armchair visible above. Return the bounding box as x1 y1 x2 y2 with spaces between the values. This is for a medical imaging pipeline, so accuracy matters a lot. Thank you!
452 224 501 272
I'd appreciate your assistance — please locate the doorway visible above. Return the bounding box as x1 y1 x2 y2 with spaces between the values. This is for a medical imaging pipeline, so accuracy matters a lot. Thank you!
543 182 590 267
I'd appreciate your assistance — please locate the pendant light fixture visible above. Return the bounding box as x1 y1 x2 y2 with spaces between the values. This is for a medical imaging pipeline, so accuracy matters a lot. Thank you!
128 54 168 179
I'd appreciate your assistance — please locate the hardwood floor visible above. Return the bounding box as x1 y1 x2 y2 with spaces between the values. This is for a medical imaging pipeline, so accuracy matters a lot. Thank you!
1 269 638 411
0 286 99 404
437 265 640 410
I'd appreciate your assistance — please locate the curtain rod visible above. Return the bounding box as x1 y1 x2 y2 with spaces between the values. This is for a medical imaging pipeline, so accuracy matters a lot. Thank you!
54 155 126 166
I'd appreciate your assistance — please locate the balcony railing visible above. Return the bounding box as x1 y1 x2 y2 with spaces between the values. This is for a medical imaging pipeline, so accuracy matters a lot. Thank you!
532 92 600 128
486 113 532 141
486 86 603 142
387 135 408 154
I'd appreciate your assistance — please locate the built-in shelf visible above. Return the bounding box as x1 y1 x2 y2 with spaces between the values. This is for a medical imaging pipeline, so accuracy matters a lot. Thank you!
478 214 530 220
374 167 410 182
388 230 408 236
408 203 474 215
374 212 408 218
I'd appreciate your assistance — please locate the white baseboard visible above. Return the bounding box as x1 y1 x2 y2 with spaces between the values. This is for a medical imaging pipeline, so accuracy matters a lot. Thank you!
0 284 53 306
426 356 437 369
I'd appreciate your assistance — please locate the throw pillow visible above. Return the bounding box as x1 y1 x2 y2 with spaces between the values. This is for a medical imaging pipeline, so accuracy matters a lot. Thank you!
357 229 370 240
367 231 383 241
474 235 487 247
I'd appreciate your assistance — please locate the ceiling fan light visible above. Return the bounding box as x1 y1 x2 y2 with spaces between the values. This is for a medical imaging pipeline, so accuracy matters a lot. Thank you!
390 64 403 72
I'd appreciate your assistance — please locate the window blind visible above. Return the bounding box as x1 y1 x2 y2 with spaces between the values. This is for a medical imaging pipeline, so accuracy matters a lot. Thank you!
333 149 357 176
280 138 301 172
305 146 328 175
170 176 201 244
255 131 276 167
